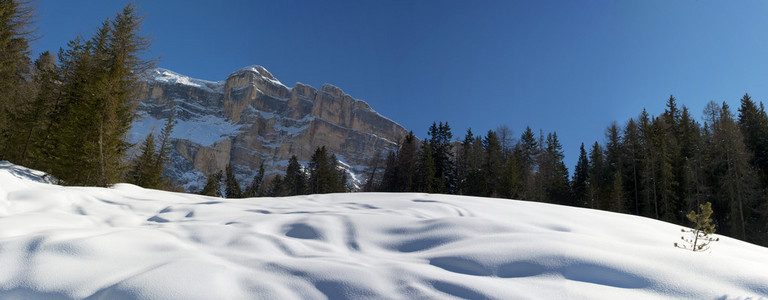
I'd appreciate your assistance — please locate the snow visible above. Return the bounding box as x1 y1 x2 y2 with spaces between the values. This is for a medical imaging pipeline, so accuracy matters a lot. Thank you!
129 113 244 147
1 162 767 299
236 65 286 88
149 69 224 93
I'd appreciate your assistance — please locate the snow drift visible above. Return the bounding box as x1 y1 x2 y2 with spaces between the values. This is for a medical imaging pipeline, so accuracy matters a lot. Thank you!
0 162 766 299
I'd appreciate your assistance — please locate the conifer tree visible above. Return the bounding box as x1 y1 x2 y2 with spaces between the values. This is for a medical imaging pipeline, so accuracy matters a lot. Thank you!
285 155 307 196
675 202 719 252
44 4 153 186
0 0 34 151
708 102 758 240
517 126 539 200
414 141 437 193
587 142 605 209
737 93 768 184
396 131 419 192
380 151 399 192
201 170 224 197
428 122 455 193
622 118 642 215
224 164 242 198
572 143 590 207
127 132 157 188
268 174 285 197
245 162 265 197
481 130 503 197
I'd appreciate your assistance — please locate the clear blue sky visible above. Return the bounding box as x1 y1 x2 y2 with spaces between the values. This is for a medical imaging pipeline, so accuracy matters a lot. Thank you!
32 0 768 170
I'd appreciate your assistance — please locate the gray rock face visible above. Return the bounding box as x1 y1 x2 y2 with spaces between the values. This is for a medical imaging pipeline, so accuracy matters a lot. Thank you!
130 66 407 192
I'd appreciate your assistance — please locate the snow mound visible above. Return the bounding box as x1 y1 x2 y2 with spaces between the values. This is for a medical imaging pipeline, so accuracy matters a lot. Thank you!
0 163 766 299
0 161 57 184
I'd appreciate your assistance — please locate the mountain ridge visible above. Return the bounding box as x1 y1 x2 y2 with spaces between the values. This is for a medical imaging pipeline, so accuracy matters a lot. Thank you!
131 65 408 192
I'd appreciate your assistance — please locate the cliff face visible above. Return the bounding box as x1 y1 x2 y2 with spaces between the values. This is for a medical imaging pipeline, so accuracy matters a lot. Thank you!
130 66 407 192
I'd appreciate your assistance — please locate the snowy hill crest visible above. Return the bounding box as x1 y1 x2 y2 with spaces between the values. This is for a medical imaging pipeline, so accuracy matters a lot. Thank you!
0 162 766 299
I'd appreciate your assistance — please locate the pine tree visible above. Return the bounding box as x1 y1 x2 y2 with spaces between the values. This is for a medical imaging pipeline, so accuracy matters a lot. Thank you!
499 154 521 199
414 141 437 193
481 130 503 197
572 143 590 207
708 102 758 241
285 155 307 196
675 202 719 252
587 142 605 209
622 119 642 214
44 4 153 186
517 126 539 200
0 0 34 153
127 132 157 188
541 132 571 204
396 131 419 192
428 122 455 193
224 164 242 198
309 146 341 194
245 162 265 197
6 51 60 167
201 170 224 197
737 93 768 184
268 174 285 197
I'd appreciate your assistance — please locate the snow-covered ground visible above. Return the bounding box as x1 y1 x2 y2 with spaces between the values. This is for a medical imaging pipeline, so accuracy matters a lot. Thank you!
0 162 766 299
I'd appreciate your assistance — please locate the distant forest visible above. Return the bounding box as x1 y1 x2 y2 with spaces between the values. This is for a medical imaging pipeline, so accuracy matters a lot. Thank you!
0 1 765 246
369 95 768 247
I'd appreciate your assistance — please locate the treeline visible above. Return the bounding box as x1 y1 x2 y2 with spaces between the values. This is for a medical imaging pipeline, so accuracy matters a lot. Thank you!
200 146 349 198
0 2 160 187
372 96 768 246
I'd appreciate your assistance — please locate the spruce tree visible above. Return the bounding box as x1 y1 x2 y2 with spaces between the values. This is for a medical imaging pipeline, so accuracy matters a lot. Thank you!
201 170 224 197
481 130 503 197
572 143 590 207
224 164 242 198
245 162 265 197
285 155 307 196
0 0 34 153
517 126 539 200
414 141 437 193
127 132 157 188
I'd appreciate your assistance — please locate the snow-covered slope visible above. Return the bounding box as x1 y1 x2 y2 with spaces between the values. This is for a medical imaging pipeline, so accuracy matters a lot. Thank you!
0 162 766 299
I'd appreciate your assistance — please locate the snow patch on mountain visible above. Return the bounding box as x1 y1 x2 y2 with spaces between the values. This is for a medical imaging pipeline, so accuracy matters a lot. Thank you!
149 68 224 93
129 112 244 147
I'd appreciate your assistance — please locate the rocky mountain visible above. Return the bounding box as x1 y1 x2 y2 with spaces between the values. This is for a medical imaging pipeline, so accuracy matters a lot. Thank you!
129 66 408 192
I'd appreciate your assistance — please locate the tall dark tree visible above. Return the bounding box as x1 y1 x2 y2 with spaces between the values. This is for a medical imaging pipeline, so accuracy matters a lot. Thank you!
284 155 307 196
572 143 590 207
540 132 571 204
587 141 605 209
414 141 437 193
245 162 265 197
44 4 153 186
737 93 768 184
224 164 242 198
517 126 539 200
481 130 503 197
622 118 642 214
708 101 759 241
0 0 34 152
308 146 344 194
427 122 455 193
201 170 224 197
